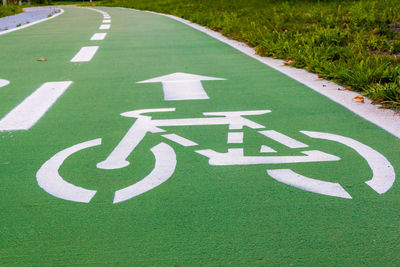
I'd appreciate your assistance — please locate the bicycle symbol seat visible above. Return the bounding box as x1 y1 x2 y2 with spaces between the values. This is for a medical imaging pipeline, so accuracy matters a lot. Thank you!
36 108 396 204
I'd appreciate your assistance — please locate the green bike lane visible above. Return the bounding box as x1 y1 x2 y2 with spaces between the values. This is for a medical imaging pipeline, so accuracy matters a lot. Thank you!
0 6 400 265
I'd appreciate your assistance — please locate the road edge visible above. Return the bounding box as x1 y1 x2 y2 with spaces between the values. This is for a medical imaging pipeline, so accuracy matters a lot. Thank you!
116 7 400 139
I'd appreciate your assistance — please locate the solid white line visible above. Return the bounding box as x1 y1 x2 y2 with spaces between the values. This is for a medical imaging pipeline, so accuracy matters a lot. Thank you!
121 7 400 139
0 8 64 36
0 81 73 131
259 130 308 148
162 133 198 146
267 169 352 199
0 79 10 88
227 132 243 143
90 33 107 41
99 24 111 30
103 19 111 23
70 46 99 62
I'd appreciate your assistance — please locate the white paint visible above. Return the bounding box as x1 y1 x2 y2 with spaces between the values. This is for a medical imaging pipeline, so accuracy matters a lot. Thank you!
102 19 111 23
98 108 269 169
36 139 100 203
0 81 73 131
0 79 10 87
90 33 107 41
162 133 198 146
196 148 340 165
137 72 226 101
99 24 110 30
301 131 396 194
113 142 177 203
267 169 352 199
0 8 64 36
103 16 111 19
227 132 243 143
259 130 308 148
121 7 400 139
70 46 99 62
260 145 276 153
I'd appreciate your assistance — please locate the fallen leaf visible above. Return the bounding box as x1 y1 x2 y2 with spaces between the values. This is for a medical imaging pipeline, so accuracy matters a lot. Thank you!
353 95 365 103
346 86 353 90
283 60 295 65
318 73 323 78
37 58 47 62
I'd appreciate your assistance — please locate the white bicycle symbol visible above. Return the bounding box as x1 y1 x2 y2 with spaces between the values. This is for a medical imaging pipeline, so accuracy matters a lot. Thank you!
36 108 396 204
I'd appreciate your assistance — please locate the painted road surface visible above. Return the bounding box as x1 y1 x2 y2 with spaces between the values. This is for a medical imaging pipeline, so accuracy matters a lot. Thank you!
1 7 400 266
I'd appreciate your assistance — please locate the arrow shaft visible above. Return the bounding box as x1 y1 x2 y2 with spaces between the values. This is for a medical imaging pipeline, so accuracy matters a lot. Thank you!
162 80 209 101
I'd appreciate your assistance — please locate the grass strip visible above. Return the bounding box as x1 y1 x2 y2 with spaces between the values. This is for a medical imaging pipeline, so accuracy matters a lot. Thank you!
0 4 23 18
96 0 400 110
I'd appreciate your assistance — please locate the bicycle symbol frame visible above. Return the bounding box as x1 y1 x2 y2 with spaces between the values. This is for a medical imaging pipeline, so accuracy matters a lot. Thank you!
37 108 396 204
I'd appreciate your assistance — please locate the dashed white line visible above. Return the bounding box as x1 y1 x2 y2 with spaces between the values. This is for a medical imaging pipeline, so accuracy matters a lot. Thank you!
70 46 99 62
90 33 107 41
99 24 111 30
0 81 73 131
102 19 111 23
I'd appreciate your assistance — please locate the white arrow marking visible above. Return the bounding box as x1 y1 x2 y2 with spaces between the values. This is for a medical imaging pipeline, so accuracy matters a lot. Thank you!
137 72 226 101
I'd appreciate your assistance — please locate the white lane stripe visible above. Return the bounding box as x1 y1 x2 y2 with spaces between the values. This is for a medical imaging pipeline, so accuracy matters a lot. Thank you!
227 132 243 143
99 24 111 30
260 145 276 153
162 133 198 146
102 19 111 23
70 46 99 62
267 169 352 199
0 81 73 131
0 79 10 88
259 130 308 148
90 33 107 41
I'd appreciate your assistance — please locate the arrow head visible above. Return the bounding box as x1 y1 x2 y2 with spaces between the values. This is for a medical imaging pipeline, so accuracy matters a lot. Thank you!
137 72 226 83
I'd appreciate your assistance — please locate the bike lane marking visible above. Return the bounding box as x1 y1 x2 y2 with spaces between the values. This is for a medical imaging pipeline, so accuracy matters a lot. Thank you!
267 169 352 199
99 24 111 30
90 33 107 40
70 46 99 62
126 7 400 139
1 7 399 265
259 130 309 148
161 133 198 146
0 79 10 88
137 72 226 101
0 81 73 131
